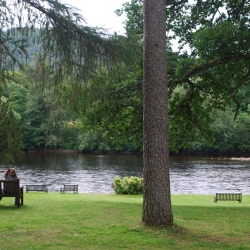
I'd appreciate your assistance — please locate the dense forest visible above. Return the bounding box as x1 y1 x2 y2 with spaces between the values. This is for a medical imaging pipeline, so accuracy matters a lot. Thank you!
3 69 250 156
1 0 250 159
2 60 250 156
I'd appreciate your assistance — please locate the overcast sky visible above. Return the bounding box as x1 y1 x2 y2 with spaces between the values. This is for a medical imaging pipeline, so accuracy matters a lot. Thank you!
61 1 179 50
62 0 127 34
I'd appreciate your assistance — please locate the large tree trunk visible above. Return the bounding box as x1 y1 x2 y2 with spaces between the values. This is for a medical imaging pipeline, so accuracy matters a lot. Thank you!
142 0 173 226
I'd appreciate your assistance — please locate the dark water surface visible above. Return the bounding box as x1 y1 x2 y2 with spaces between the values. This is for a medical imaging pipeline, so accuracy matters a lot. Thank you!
0 152 250 194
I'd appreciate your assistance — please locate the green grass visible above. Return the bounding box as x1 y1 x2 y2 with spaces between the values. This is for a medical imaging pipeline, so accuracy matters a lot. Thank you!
0 193 250 249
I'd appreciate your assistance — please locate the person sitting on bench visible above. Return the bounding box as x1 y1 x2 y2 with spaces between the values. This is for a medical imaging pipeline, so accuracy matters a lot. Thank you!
4 168 18 181
0 168 19 205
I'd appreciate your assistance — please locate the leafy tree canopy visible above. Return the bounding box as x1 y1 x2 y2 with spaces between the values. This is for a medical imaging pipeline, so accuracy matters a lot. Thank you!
76 0 250 152
166 0 250 149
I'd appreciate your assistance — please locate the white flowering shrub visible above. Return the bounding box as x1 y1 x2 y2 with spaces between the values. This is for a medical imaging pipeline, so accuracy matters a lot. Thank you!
112 176 143 195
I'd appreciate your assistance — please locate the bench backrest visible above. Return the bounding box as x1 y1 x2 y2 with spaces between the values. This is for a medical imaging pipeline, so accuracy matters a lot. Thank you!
0 179 20 197
216 193 242 200
64 185 78 191
26 185 47 191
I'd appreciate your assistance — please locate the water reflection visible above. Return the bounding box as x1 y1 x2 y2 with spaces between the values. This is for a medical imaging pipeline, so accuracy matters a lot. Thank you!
0 153 249 194
170 156 250 194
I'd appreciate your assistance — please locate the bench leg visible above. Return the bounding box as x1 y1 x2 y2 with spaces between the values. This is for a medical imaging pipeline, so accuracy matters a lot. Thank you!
15 197 20 207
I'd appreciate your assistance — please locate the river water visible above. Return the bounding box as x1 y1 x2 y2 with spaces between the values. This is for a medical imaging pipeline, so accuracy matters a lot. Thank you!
0 152 250 194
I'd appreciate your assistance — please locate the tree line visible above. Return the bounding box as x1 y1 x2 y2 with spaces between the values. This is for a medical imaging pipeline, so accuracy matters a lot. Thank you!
2 65 250 156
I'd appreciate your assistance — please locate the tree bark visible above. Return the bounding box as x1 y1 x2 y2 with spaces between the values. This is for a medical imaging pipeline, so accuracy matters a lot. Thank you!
142 0 173 226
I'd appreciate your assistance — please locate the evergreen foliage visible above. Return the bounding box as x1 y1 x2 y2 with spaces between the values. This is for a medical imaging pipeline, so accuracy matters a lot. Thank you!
0 0 126 161
0 0 122 83
0 96 23 163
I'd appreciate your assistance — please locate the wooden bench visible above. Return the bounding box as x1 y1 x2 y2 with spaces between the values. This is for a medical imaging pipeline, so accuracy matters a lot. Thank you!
60 184 78 194
26 184 48 193
0 179 24 207
214 193 242 203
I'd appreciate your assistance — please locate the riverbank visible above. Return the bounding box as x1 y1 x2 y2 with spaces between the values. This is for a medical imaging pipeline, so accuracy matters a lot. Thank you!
25 148 250 158
1 193 249 249
20 150 250 165
25 149 142 154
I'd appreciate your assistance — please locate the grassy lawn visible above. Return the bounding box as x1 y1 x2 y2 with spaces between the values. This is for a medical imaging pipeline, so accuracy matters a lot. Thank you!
0 193 249 249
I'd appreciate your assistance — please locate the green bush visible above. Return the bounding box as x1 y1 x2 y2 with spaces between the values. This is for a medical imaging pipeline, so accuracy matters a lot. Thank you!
112 176 143 195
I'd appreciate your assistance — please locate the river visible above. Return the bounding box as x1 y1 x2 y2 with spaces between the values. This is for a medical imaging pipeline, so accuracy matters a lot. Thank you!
0 152 249 194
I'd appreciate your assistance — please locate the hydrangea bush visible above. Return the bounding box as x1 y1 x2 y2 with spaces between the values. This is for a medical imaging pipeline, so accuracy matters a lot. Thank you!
112 176 143 195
